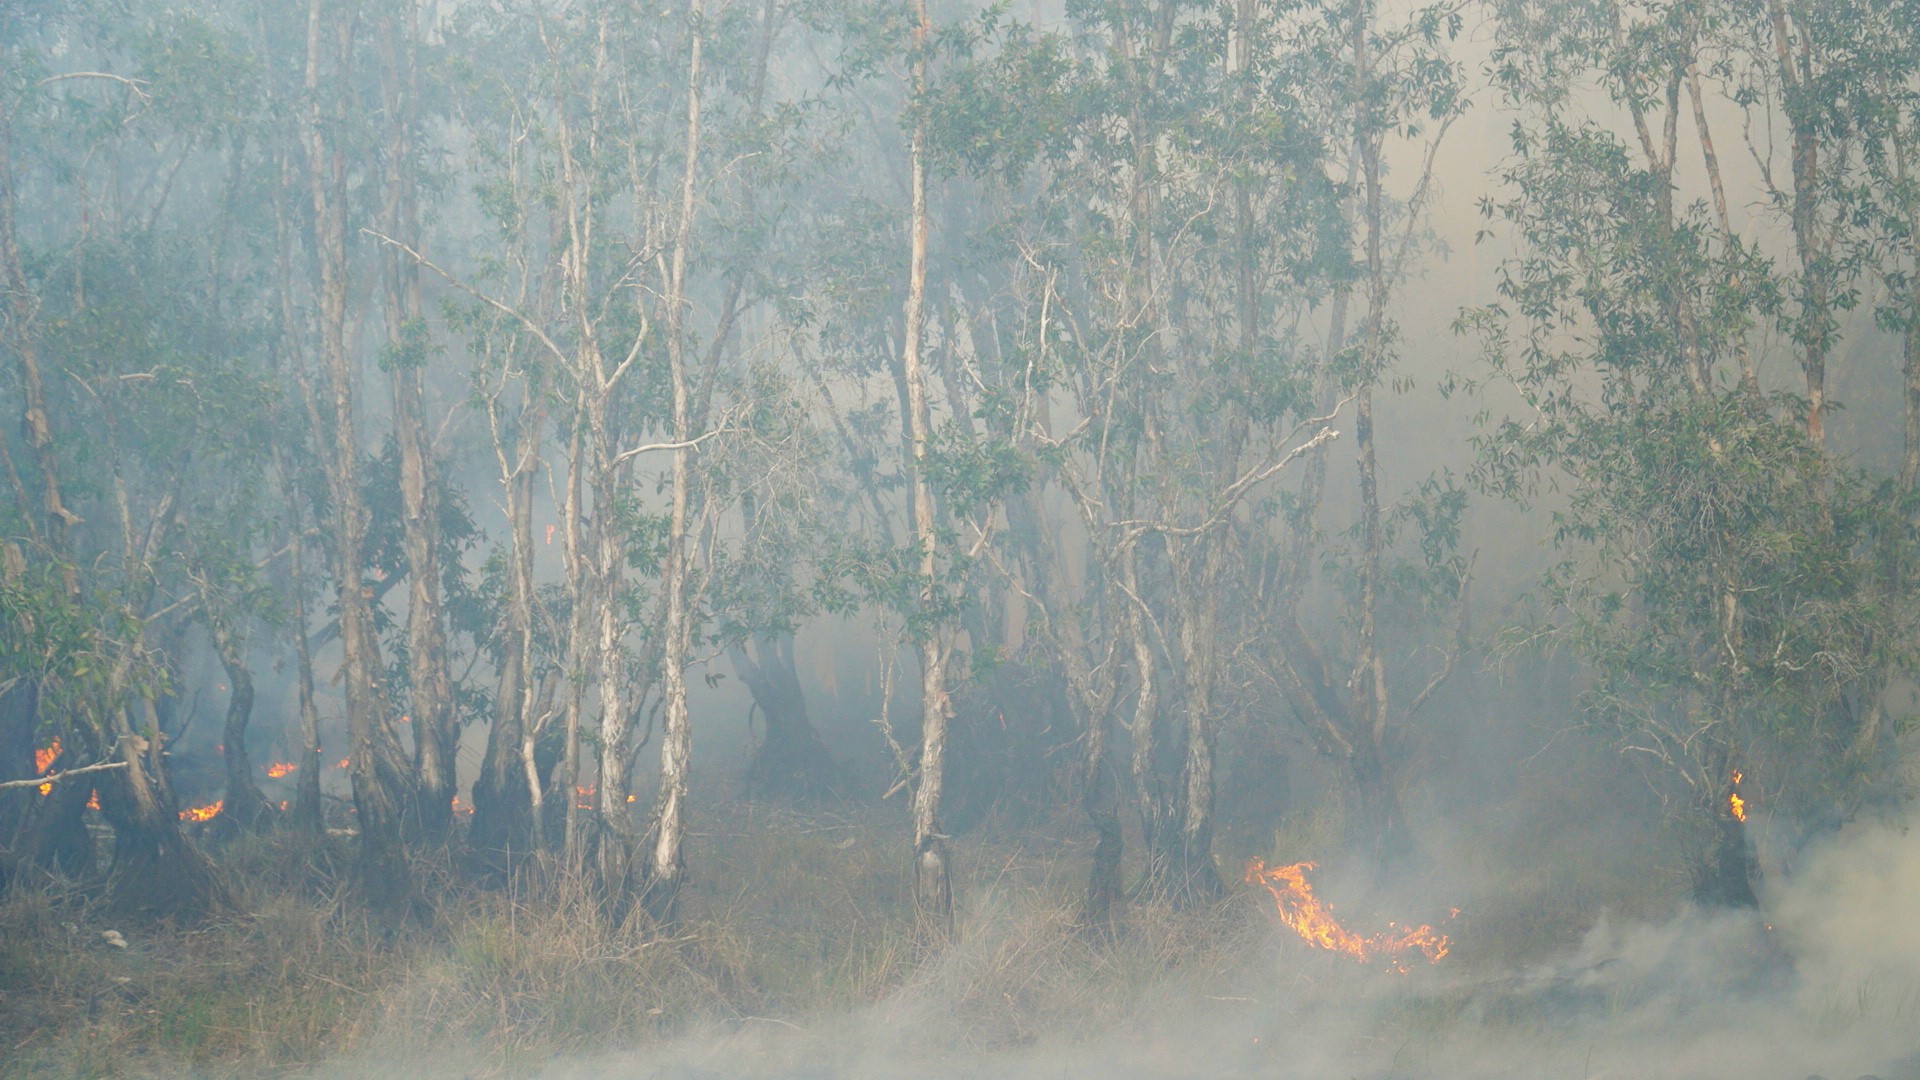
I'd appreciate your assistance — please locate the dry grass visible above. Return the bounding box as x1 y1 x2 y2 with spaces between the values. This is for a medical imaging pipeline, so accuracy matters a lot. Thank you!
0 833 394 1076
0 805 1251 1077
0 799 1622 1079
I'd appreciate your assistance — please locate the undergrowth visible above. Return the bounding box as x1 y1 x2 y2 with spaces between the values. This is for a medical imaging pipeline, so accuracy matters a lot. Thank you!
0 801 1659 1079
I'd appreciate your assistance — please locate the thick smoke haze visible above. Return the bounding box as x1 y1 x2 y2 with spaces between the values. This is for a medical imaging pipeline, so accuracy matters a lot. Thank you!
3 0 1919 1074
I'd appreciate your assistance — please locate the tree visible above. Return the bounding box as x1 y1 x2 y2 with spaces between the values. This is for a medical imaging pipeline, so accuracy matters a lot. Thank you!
374 0 460 841
1470 0 1920 904
300 0 415 910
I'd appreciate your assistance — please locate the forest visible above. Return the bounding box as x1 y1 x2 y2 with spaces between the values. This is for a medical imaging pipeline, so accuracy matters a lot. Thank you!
2 0 1919 1075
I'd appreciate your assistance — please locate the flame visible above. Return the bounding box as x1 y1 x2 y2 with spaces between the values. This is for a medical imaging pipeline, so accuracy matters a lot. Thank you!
336 758 351 769
265 762 297 779
1729 770 1748 823
34 737 60 795
179 800 224 823
35 738 60 775
451 795 473 815
86 790 100 811
1244 859 1452 971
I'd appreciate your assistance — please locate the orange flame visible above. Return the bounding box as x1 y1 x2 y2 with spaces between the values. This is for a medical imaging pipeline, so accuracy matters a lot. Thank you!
265 762 297 779
336 758 351 770
1244 859 1452 970
34 737 60 795
179 800 224 823
451 795 473 815
1729 770 1748 823
86 790 100 811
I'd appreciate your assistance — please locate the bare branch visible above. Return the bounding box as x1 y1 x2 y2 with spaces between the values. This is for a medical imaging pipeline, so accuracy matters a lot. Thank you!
608 425 727 470
0 759 127 791
362 228 569 367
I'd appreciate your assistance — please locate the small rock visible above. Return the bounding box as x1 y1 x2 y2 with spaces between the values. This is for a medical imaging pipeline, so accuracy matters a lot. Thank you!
100 929 126 949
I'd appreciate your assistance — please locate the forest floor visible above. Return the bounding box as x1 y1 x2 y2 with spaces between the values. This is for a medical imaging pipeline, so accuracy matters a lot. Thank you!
0 800 1719 1080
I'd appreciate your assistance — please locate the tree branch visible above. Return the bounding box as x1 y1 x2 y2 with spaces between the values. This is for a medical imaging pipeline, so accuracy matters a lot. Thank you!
0 759 127 791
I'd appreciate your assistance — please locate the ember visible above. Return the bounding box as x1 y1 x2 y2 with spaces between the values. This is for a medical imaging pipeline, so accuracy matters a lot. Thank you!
1244 859 1451 971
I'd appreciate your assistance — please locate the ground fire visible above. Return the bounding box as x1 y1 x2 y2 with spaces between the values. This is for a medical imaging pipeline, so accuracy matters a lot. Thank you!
266 762 297 778
1244 859 1452 971
179 800 224 823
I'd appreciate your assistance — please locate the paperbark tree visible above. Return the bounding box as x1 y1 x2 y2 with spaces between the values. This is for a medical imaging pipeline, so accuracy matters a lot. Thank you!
898 0 958 932
375 0 458 840
303 0 413 909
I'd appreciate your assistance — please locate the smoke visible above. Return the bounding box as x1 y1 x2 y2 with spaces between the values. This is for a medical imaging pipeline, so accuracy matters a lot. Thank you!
398 811 1918 1080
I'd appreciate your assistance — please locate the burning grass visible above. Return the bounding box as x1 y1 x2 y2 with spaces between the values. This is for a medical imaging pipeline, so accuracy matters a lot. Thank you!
1243 858 1453 969
0 798 1693 1079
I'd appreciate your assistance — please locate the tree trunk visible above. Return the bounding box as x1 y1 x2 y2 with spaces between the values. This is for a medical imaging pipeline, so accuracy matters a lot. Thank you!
1080 696 1124 933
8 714 96 883
734 634 842 802
214 647 273 833
1173 630 1225 901
1349 738 1412 866
1696 777 1759 909
641 0 709 925
306 0 413 911
1125 547 1181 900
470 402 542 862
100 716 231 920
1765 0 1831 446
1902 150 1920 494
378 0 457 842
0 675 38 853
18 763 98 882
900 0 954 932
594 477 641 920
1346 0 1415 870
558 412 590 866
279 456 326 835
